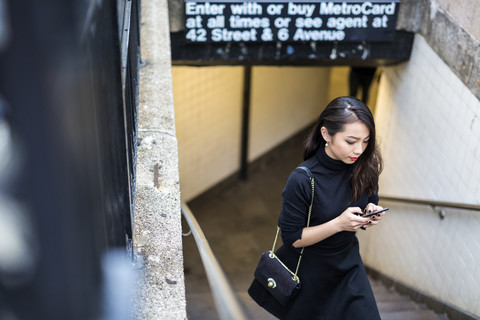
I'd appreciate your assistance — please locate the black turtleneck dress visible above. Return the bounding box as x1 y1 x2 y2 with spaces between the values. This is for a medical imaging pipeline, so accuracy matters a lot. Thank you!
270 147 380 319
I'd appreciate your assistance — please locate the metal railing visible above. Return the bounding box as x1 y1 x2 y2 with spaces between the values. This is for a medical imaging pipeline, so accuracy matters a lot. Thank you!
0 1 139 318
181 202 248 320
380 195 480 212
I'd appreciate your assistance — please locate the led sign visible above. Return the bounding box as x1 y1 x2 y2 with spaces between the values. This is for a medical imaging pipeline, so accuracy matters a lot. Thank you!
185 0 401 43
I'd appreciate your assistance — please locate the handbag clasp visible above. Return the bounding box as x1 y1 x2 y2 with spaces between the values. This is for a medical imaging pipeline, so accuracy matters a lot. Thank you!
267 278 276 288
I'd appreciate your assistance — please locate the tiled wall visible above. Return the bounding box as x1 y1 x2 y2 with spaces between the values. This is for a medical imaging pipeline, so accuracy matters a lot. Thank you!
327 66 381 114
173 66 244 202
172 66 329 201
357 35 480 316
249 66 329 161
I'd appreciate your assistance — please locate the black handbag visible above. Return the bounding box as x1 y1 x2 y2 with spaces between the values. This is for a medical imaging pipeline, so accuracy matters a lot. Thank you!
248 166 314 315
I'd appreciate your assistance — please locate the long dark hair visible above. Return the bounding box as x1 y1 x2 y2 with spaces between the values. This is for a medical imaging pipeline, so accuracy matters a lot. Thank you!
304 96 383 201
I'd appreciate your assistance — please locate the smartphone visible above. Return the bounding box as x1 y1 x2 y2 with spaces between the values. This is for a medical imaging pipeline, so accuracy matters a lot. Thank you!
362 207 389 217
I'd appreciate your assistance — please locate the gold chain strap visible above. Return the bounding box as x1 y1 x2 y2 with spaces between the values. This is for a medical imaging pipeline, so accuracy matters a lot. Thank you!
270 227 280 256
270 171 315 282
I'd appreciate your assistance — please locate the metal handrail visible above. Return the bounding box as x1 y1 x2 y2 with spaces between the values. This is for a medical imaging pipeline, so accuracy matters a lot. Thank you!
181 202 247 320
379 195 480 211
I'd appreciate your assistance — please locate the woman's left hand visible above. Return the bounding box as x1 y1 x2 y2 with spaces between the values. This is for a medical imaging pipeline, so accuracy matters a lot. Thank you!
362 203 385 228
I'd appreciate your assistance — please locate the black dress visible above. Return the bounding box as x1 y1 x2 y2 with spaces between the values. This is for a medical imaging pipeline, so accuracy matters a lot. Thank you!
275 147 381 320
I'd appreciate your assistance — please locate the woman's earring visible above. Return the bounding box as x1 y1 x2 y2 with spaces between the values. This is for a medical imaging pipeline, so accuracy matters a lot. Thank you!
325 141 329 147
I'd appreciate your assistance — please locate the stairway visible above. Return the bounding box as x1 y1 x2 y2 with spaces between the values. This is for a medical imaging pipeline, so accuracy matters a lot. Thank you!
371 278 448 320
238 276 448 319
183 270 447 319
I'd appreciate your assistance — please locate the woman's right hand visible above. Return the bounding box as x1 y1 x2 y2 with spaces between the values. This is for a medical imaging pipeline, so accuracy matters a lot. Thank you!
335 207 370 231
293 206 369 247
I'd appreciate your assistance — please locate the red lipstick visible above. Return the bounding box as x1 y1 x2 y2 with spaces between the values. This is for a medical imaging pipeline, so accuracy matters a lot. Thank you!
350 157 358 161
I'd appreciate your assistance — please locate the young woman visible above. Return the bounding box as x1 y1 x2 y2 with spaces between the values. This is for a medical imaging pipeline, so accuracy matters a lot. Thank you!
275 96 384 319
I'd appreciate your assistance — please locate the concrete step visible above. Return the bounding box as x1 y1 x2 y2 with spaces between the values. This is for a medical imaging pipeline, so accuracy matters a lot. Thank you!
380 309 441 320
370 279 446 320
378 301 424 312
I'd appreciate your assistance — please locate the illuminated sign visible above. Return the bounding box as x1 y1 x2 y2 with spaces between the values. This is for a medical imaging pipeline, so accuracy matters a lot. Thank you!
185 0 401 43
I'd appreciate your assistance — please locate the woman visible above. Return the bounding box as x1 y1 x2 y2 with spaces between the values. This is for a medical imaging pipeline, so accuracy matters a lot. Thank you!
276 96 384 319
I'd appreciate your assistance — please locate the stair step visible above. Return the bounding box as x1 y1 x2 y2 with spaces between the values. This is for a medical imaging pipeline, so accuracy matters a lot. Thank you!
369 278 444 319
374 291 410 302
380 310 440 320
377 301 422 313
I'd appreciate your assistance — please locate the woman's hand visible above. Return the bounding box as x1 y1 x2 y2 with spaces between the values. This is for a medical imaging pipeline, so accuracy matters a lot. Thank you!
293 204 386 248
335 207 370 231
362 203 386 229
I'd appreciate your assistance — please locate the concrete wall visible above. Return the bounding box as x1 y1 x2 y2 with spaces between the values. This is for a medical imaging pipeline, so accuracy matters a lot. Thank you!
173 66 329 201
357 34 480 316
132 0 186 319
435 0 480 41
